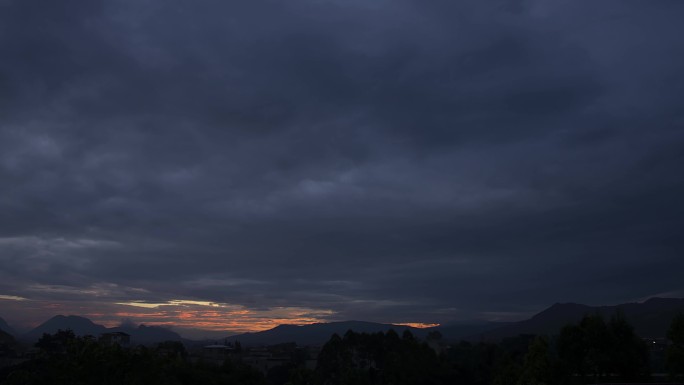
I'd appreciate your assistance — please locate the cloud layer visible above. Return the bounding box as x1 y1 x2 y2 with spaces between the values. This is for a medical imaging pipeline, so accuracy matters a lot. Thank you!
1 0 683 333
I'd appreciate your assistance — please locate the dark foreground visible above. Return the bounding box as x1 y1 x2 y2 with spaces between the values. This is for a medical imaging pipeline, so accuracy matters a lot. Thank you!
1 312 684 385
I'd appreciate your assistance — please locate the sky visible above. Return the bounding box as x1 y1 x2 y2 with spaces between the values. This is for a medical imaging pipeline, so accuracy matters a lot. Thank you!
1 0 683 338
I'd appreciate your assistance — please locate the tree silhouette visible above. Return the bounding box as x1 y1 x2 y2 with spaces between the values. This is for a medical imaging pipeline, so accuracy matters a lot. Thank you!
667 313 684 381
314 330 441 385
606 311 649 382
558 312 649 384
516 336 552 385
3 330 265 385
35 329 77 354
558 323 586 380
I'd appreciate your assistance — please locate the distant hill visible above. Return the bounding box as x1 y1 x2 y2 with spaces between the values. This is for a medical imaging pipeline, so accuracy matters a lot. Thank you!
222 298 684 346
23 315 181 344
476 297 684 341
225 321 422 346
0 317 16 337
431 321 510 342
14 297 684 346
24 315 106 341
110 324 181 344
222 320 507 347
0 328 16 347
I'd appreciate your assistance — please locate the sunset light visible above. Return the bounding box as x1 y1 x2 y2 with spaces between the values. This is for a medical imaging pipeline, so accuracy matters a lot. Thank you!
1 1 682 383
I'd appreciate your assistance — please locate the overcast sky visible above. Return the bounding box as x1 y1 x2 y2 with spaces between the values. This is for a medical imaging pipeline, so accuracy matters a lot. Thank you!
1 0 683 336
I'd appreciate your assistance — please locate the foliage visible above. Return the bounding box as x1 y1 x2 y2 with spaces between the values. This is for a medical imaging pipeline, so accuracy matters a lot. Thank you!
1 314 674 385
516 336 552 385
314 329 442 385
34 329 77 354
0 331 265 385
667 313 684 381
557 312 649 383
491 352 522 385
607 311 650 381
447 340 503 385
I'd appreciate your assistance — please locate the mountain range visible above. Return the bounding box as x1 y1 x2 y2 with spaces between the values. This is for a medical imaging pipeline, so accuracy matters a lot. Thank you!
222 320 504 346
224 321 420 346
21 315 181 345
2 297 683 346
223 297 684 346
475 297 684 341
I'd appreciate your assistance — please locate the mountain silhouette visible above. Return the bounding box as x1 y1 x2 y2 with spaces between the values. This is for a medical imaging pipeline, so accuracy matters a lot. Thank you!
223 298 684 346
0 317 16 337
15 297 684 346
225 321 422 346
23 315 181 344
110 324 181 344
475 297 684 341
24 315 106 341
431 321 510 341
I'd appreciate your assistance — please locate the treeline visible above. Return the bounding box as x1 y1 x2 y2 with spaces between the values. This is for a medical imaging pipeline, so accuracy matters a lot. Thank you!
312 329 443 385
1 313 683 385
303 329 540 385
299 312 684 385
0 330 265 385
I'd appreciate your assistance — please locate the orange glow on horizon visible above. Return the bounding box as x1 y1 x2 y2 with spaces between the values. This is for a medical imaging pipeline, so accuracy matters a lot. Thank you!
11 297 440 336
94 301 337 333
394 322 441 329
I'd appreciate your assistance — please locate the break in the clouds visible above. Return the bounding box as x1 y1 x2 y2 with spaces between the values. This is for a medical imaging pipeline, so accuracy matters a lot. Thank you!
1 0 683 334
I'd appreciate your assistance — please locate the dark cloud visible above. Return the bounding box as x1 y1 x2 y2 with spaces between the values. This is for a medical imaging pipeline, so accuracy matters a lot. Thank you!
1 0 683 330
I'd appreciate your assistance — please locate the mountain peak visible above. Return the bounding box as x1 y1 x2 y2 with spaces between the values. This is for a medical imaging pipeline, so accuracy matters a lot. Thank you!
478 297 684 341
0 316 17 336
225 320 421 347
24 315 107 340
43 315 103 328
48 314 92 322
532 302 590 320
23 316 182 344
110 324 181 343
643 297 684 305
